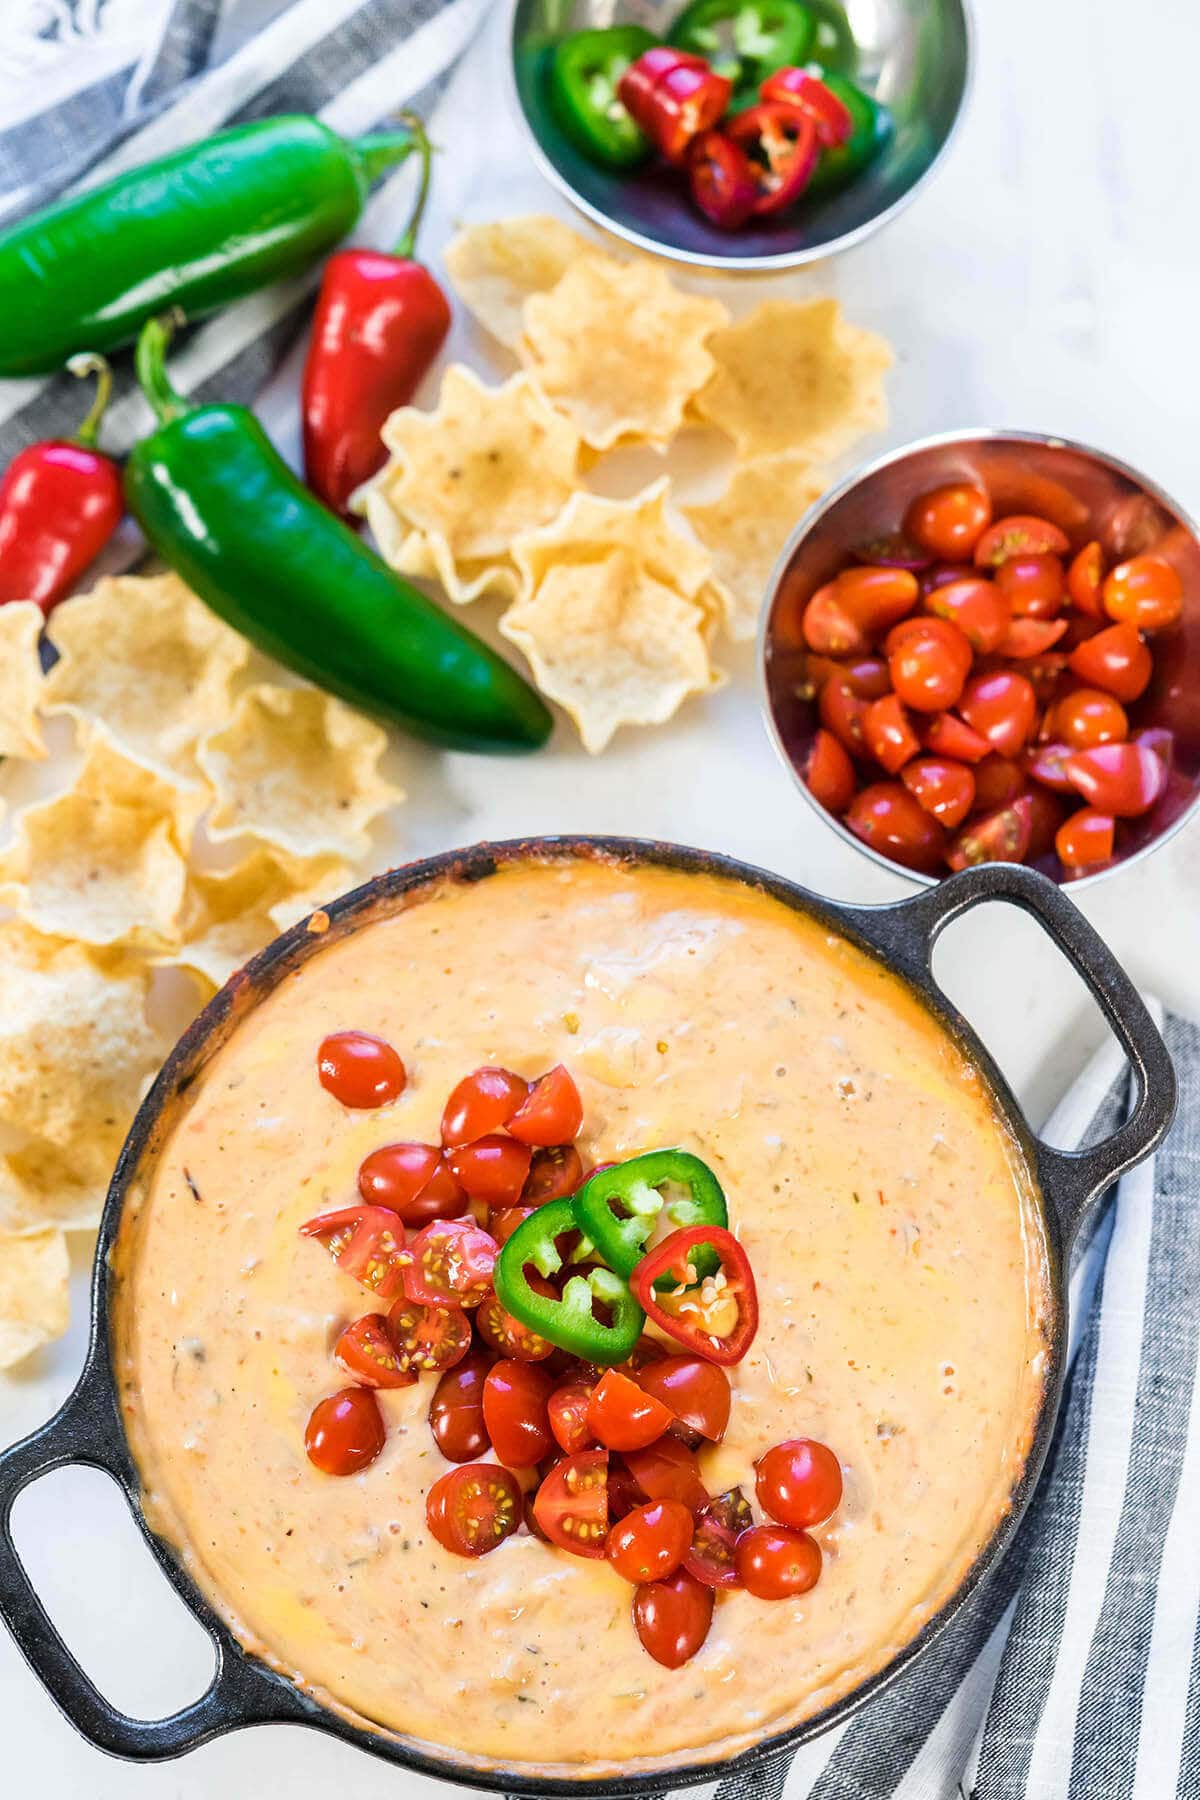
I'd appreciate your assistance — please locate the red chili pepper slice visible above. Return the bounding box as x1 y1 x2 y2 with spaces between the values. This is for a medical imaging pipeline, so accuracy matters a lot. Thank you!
618 47 731 164
760 67 853 147
687 128 759 229
630 1225 758 1365
725 102 819 216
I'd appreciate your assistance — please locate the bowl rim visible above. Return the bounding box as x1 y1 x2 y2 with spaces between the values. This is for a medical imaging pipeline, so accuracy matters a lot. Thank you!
756 424 1200 893
503 0 977 271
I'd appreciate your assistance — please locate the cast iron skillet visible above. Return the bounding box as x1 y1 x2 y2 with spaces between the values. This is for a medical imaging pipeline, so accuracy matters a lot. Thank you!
0 839 1176 1792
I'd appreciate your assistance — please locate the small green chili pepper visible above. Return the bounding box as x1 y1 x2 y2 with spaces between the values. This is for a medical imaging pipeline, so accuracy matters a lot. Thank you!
669 0 815 89
493 1199 645 1364
808 0 857 74
548 25 657 168
806 69 893 197
572 1150 728 1288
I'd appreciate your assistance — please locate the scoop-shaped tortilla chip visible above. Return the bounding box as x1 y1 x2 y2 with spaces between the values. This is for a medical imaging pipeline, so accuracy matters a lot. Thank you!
0 600 47 760
0 1135 118 1237
0 1228 69 1367
683 454 831 641
170 846 354 990
511 479 713 604
444 214 598 349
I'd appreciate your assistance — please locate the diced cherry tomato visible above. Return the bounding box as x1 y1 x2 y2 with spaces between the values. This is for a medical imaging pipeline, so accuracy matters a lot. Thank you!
924 576 1010 653
818 674 871 755
357 1142 466 1225
687 128 758 229
726 102 819 216
533 1449 609 1557
633 1567 713 1667
446 1134 532 1206
755 1438 843 1527
900 755 975 828
803 727 856 813
864 692 920 773
684 1486 753 1588
429 1349 492 1462
994 552 1065 618
1025 785 1069 860
803 581 869 654
973 514 1070 567
401 1217 497 1308
734 1524 822 1599
920 559 978 598
440 1066 528 1147
487 1204 535 1246
386 1297 473 1374
836 564 920 636
958 670 1037 756
521 1144 584 1206
946 795 1033 870
1063 743 1167 817
606 1499 693 1585
1024 742 1077 794
623 1437 708 1514
760 66 853 144
427 1463 522 1557
1068 621 1153 702
483 1360 555 1468
1056 807 1115 869
888 617 973 712
475 1288 553 1361
304 1387 385 1476
998 617 1069 658
508 1065 583 1146
922 710 992 763
905 484 992 560
972 754 1025 810
1050 687 1128 750
334 1314 417 1390
845 781 947 874
317 1031 405 1109
549 1379 597 1454
587 1369 674 1453
636 1355 731 1442
1102 554 1184 631
298 1205 409 1302
1066 540 1105 616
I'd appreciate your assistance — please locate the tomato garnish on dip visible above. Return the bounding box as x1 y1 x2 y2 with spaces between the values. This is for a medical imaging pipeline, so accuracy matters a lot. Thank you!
385 1297 472 1373
636 1354 732 1441
299 1205 409 1301
357 1142 465 1224
482 1360 555 1467
334 1314 417 1389
606 1500 693 1584
304 1387 386 1475
587 1368 674 1452
317 1031 406 1108
401 1216 497 1308
441 1066 528 1147
429 1351 492 1462
633 1567 714 1667
685 1486 753 1587
426 1464 522 1556
755 1437 843 1527
735 1524 822 1598
533 1449 610 1557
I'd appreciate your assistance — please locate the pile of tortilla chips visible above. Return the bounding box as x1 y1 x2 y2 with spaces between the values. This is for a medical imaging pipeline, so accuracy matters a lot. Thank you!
360 213 892 750
0 577 403 1367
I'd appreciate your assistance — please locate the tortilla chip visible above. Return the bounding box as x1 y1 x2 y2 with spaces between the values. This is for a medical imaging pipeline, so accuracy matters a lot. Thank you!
444 214 598 349
0 1228 69 1368
171 847 354 990
356 365 580 599
683 454 830 641
43 572 249 779
691 298 892 460
0 1136 115 1237
519 257 728 450
511 479 713 604
500 549 719 753
387 528 521 605
0 729 195 950
0 601 47 759
197 684 401 861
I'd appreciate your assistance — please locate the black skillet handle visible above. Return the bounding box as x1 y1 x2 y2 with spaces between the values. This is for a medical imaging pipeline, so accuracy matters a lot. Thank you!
0 1354 310 1759
851 862 1176 1251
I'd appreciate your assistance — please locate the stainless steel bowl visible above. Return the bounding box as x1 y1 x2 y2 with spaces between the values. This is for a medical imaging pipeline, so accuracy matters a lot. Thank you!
507 0 972 269
759 428 1200 890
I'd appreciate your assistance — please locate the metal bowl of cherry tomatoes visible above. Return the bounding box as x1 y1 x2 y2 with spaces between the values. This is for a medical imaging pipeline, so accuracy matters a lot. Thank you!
760 429 1200 888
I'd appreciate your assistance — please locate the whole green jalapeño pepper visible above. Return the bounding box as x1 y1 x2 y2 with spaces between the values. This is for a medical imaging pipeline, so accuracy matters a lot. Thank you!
572 1151 728 1288
548 25 656 168
124 314 553 755
669 0 815 90
0 115 416 377
806 69 893 197
493 1199 645 1364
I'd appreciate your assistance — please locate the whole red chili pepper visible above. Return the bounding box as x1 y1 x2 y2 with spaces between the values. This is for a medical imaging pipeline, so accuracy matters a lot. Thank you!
0 355 123 613
302 113 451 517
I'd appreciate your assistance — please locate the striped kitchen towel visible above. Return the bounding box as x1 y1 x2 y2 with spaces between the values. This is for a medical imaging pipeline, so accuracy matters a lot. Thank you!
0 0 489 466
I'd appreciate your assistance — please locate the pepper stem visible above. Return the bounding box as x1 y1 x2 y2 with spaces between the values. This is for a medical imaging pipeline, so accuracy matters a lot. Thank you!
392 112 435 259
135 310 190 427
66 353 113 449
353 128 416 185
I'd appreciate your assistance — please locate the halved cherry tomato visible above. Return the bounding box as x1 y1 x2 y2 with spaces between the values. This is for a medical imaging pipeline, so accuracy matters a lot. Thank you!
317 1031 406 1109
818 675 871 755
304 1387 385 1476
905 484 992 560
998 617 1069 658
1024 742 1077 794
851 533 930 572
922 710 992 764
726 102 819 216
863 692 920 773
835 564 919 636
972 754 1025 810
429 1349 492 1462
483 1359 555 1467
888 617 972 712
920 559 978 598
683 1487 751 1589
1025 785 1069 860
958 670 1037 756
1063 743 1167 817
606 1499 693 1585
636 1355 731 1442
587 1369 674 1453
687 128 758 230
446 1135 532 1206
549 1379 597 1454
488 1205 535 1246
607 1459 644 1523
1133 726 1175 768
426 1462 522 1557
1102 554 1184 631
441 1066 528 1147
994 552 1065 618
1049 687 1128 750
509 1066 583 1146
400 1217 497 1308
803 727 856 813
834 654 892 698
523 1144 584 1206
1066 540 1105 616
924 575 1010 653
1056 807 1115 869
622 1437 708 1514
386 1297 473 1374
334 1314 417 1389
755 1437 843 1527
357 1142 466 1225
632 1567 713 1667
760 66 853 145
845 781 947 874
946 795 1033 870
803 581 869 654
298 1205 409 1301
734 1524 821 1599
900 755 975 828
533 1448 609 1557
475 1288 553 1361
973 514 1070 568
1068 621 1152 702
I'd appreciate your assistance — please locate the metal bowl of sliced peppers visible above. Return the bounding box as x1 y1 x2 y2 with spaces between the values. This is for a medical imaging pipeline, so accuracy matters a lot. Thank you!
508 0 971 267
760 429 1200 887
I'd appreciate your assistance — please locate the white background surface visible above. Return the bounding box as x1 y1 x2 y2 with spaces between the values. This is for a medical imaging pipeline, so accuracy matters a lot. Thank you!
3 1 1200 1794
